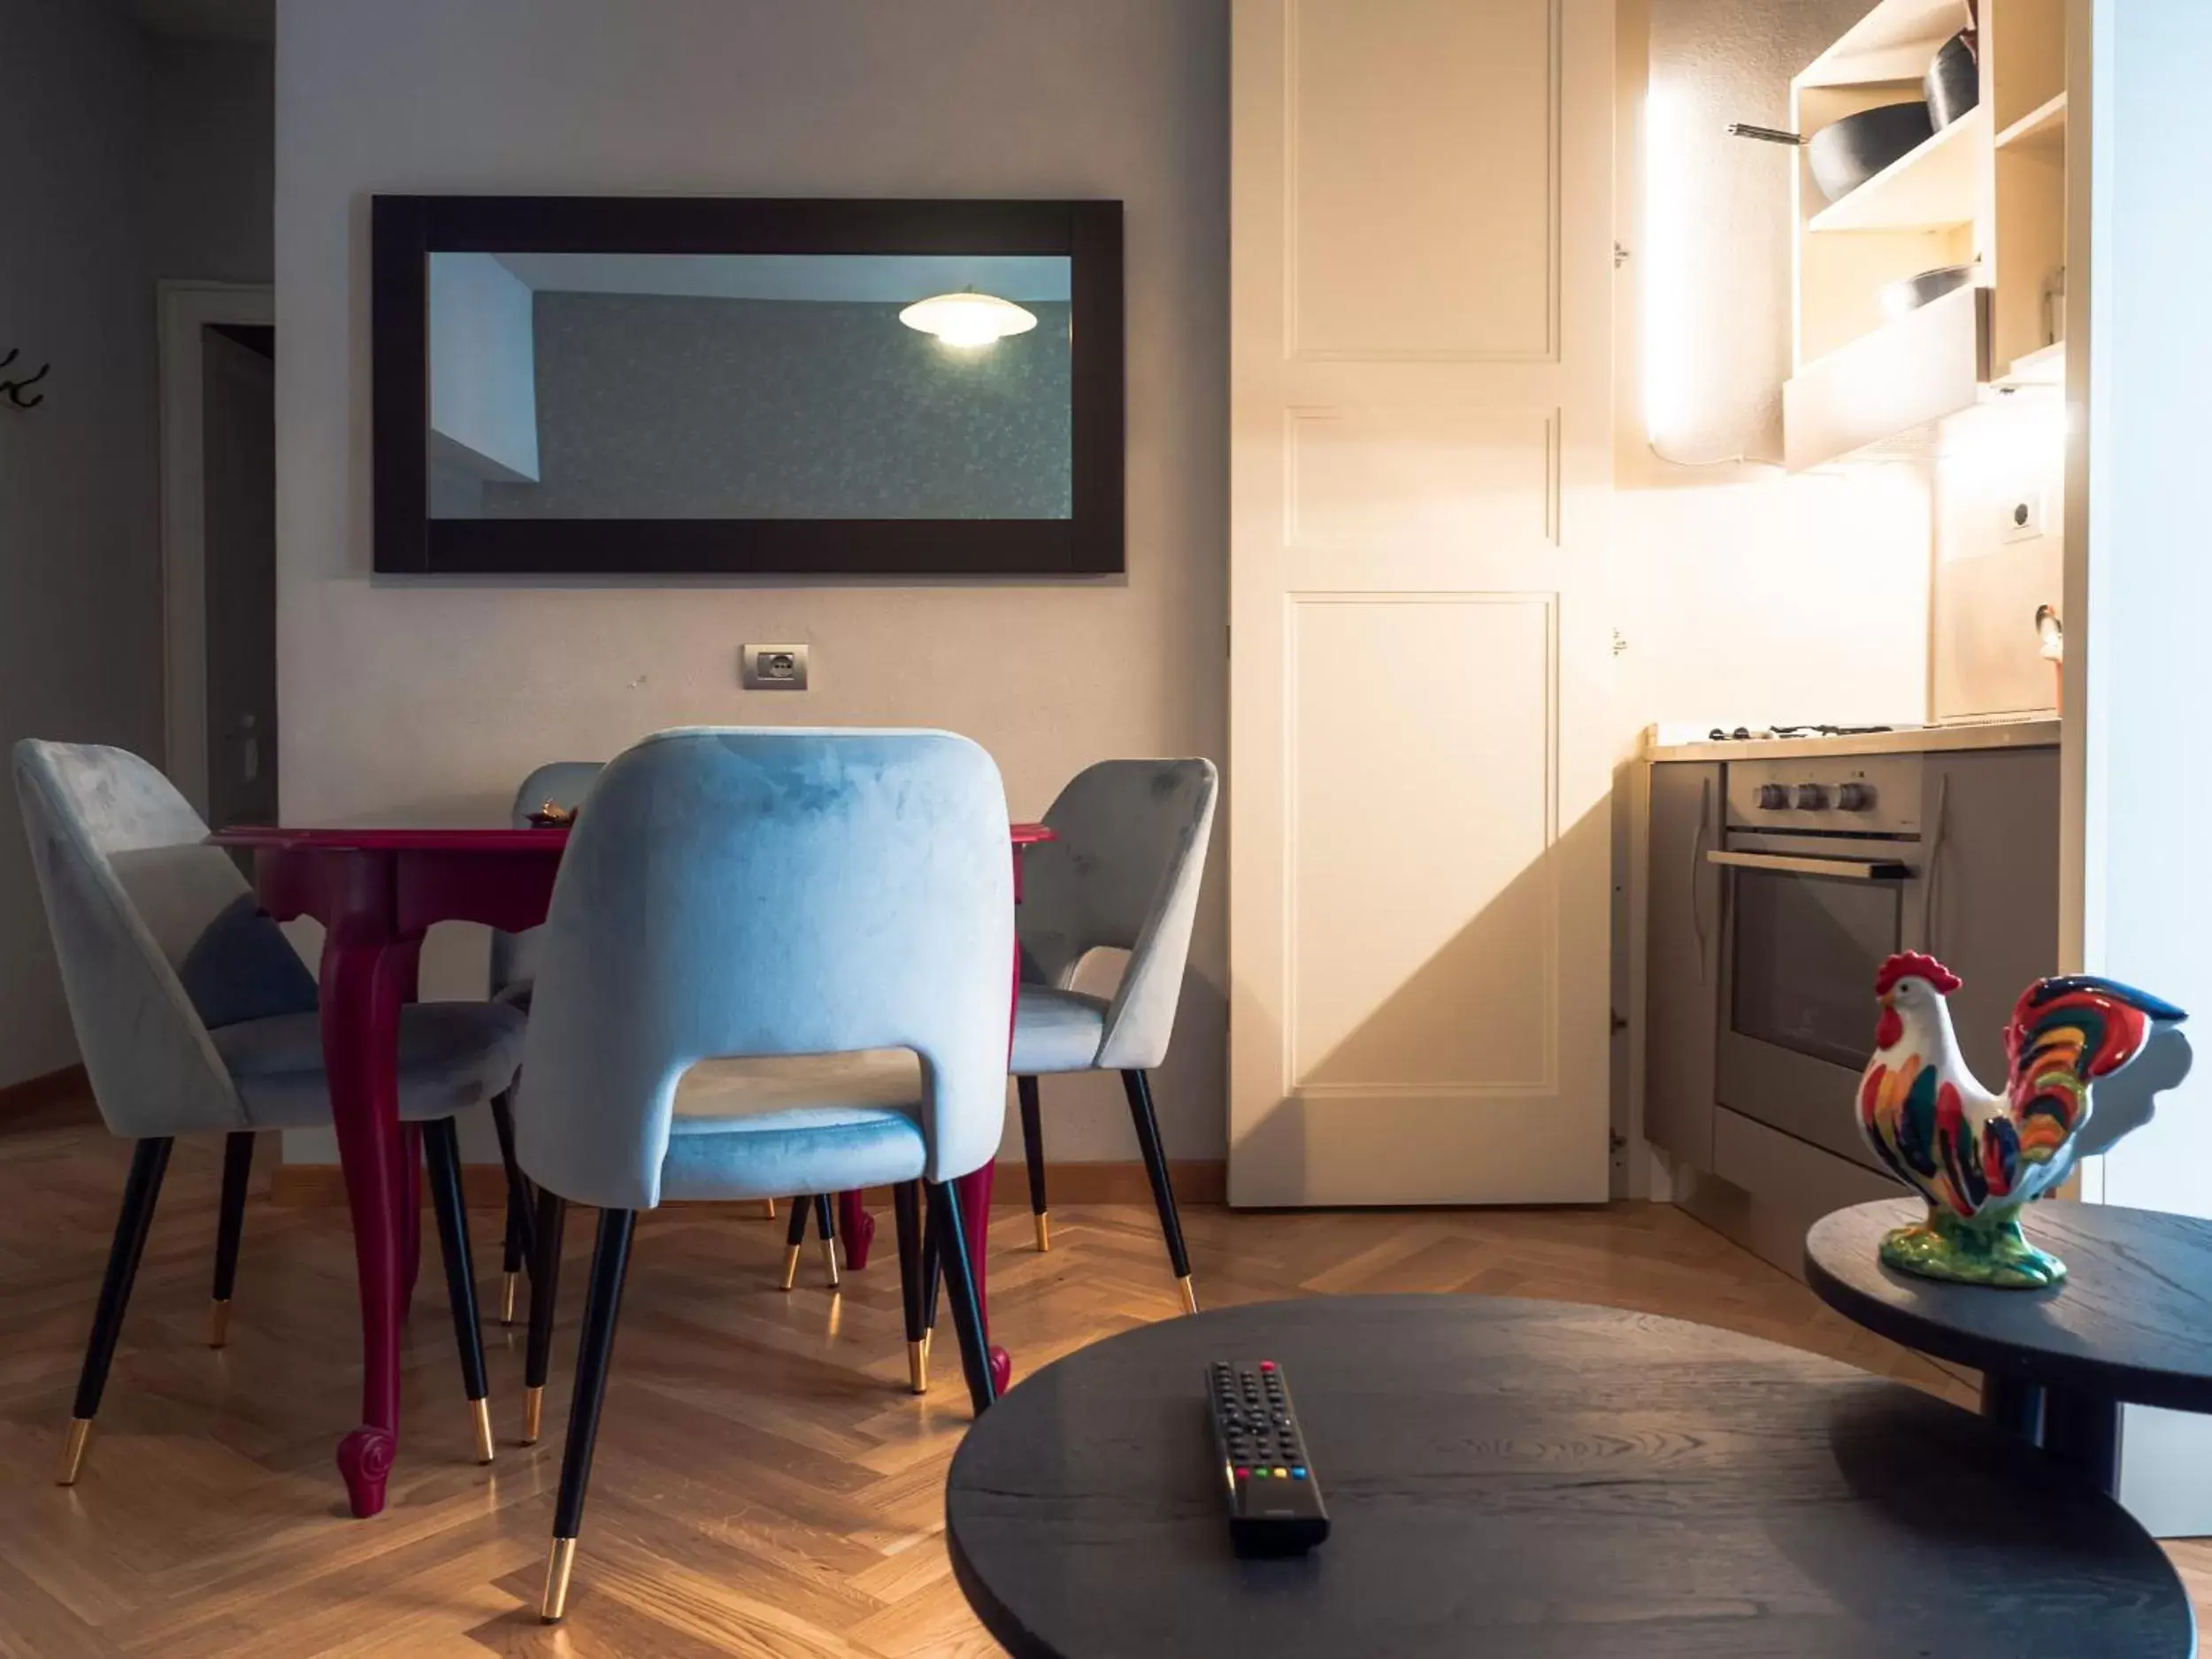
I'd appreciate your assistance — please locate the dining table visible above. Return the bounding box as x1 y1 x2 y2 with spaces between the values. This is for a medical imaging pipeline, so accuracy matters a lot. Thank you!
210 817 1052 1519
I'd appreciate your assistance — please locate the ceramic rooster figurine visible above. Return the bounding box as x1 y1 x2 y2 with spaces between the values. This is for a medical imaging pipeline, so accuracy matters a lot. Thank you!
1857 952 2187 1287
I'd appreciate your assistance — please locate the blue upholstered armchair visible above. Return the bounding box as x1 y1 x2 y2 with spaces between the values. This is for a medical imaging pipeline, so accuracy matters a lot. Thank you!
509 728 1013 1624
13 741 524 1483
1009 758 1218 1308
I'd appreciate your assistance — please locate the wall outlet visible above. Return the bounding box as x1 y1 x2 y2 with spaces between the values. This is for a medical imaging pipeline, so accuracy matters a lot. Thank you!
2001 491 2047 544
741 643 810 690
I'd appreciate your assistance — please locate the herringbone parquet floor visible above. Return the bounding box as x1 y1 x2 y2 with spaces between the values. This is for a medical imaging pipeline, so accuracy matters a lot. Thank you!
1 1117 2204 1655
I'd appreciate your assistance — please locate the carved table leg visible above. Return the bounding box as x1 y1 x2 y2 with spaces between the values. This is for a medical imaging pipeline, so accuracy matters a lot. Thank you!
319 897 414 1519
956 1164 1010 1395
837 1191 877 1270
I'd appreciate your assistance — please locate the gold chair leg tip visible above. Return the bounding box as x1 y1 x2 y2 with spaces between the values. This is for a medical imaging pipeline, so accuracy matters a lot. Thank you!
1034 1212 1051 1253
819 1239 841 1290
57 1419 91 1486
541 1536 577 1623
499 1271 518 1326
472 1397 495 1464
779 1244 802 1292
1179 1275 1199 1316
907 1340 928 1395
763 1198 779 1220
520 1386 542 1446
207 1298 231 1348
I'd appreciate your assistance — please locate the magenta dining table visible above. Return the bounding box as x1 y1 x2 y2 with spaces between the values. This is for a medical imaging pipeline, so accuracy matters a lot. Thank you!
209 819 1051 1518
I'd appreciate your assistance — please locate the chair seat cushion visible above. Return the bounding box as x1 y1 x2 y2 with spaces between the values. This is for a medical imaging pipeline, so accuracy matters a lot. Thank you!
212 1002 527 1130
1009 987 1109 1074
658 1051 929 1201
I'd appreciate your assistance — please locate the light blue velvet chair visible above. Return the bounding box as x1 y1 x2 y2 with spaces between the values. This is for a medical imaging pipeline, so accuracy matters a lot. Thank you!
1008 758 1217 1310
483 759 606 1323
512 727 1013 1624
13 741 526 1482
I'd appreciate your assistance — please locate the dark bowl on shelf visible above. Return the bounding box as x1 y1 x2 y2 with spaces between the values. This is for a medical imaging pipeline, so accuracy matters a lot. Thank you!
1879 262 1980 322
1808 101 1935 204
1926 30 1980 130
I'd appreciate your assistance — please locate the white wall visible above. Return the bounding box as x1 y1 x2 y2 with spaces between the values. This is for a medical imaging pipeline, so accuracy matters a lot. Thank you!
2076 0 2212 1537
149 38 273 285
274 0 1230 1163
0 0 163 1088
1617 0 1932 744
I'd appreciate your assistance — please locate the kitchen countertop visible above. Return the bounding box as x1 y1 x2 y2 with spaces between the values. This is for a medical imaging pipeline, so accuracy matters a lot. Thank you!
1643 717 2060 764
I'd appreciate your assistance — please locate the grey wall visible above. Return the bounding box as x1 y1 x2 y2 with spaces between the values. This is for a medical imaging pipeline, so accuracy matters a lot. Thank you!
472 295 1072 520
277 0 1230 1164
0 0 162 1087
150 39 273 284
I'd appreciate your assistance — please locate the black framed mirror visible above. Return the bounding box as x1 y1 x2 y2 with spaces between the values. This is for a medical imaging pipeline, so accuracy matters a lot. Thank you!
372 196 1124 576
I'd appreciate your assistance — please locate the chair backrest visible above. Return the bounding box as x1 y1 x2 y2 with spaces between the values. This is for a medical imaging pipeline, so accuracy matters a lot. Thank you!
12 741 251 1136
515 728 1014 1210
1018 758 1218 1071
488 760 604 999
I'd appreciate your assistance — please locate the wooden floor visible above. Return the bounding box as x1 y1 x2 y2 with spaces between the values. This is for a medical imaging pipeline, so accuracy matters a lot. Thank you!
1 1118 2205 1655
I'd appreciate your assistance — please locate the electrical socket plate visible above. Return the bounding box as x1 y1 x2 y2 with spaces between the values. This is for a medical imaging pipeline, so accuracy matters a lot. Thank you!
2001 491 2047 544
741 644 809 690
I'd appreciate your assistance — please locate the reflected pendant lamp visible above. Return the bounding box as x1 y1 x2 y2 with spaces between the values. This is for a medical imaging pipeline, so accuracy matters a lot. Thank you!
898 290 1038 348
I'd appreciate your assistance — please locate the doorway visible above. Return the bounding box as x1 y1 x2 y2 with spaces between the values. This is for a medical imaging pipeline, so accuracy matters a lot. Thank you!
159 281 275 826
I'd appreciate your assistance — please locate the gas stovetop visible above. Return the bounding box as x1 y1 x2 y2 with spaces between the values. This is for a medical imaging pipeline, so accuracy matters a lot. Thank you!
1703 723 1907 742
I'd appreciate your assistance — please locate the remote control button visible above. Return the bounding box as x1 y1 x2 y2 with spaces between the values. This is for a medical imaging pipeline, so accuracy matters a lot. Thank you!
1272 1466 1287 1479
1292 1467 1307 1479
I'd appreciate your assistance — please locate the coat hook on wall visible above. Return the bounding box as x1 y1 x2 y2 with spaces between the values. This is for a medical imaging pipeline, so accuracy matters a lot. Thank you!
2 347 51 410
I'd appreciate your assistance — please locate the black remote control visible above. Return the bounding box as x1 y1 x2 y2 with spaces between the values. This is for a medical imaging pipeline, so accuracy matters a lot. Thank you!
1206 1359 1329 1555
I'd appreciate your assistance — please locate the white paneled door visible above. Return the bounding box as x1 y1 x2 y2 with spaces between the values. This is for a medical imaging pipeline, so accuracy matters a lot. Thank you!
1229 0 1614 1204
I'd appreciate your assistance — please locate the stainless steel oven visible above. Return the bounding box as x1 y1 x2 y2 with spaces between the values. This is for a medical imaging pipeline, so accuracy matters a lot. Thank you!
1711 756 1927 1172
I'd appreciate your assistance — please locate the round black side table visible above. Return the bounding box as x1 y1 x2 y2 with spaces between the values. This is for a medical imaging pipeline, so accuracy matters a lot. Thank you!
1807 1197 2212 1496
943 1295 2193 1659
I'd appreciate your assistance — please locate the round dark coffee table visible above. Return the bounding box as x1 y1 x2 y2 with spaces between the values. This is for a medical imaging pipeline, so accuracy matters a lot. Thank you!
1807 1197 2212 1496
943 1295 2194 1659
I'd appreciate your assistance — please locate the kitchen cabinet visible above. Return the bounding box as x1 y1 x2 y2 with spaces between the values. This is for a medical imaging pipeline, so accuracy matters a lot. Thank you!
1783 0 2073 469
1644 763 1722 1167
1923 748 2062 1087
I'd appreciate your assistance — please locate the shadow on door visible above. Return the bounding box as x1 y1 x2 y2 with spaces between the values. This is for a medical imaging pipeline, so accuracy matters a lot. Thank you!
200 322 275 832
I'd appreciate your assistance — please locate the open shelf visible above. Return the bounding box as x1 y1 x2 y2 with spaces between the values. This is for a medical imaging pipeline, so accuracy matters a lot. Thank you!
1995 91 2067 155
1809 104 1990 234
1785 283 1992 471
2000 340 2065 388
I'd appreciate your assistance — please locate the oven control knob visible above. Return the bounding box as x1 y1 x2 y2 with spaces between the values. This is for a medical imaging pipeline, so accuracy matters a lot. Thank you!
1835 782 1875 812
1755 783 1790 810
1793 784 1828 810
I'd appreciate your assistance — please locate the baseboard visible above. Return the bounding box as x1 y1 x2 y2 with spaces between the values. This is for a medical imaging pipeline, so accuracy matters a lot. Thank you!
269 1157 1226 1210
0 1064 94 1129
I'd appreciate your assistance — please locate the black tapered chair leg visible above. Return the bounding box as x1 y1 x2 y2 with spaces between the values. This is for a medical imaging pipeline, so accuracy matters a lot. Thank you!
488 1090 534 1325
422 1118 495 1464
541 1207 636 1624
812 1192 841 1289
779 1193 813 1291
919 1202 941 1353
1122 1070 1197 1314
893 1181 929 1394
521 1187 568 1445
1017 1075 1050 1253
208 1130 255 1348
59 1136 173 1485
925 1180 996 1416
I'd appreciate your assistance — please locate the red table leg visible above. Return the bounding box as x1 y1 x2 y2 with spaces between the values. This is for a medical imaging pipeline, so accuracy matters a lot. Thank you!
400 1125 422 1318
956 1163 1012 1394
319 896 415 1519
837 1190 876 1270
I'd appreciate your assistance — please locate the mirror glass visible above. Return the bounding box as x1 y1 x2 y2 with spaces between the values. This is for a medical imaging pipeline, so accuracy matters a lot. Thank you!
426 252 1073 521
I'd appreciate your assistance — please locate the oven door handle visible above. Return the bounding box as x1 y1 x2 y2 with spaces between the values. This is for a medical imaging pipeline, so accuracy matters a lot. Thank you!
1705 849 1917 881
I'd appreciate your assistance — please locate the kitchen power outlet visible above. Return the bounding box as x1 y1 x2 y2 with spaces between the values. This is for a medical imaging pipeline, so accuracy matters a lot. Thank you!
741 644 810 690
2001 491 2047 544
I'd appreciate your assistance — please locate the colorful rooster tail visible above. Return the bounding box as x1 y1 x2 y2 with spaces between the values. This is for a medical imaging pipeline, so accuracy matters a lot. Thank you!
2004 976 2187 1165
